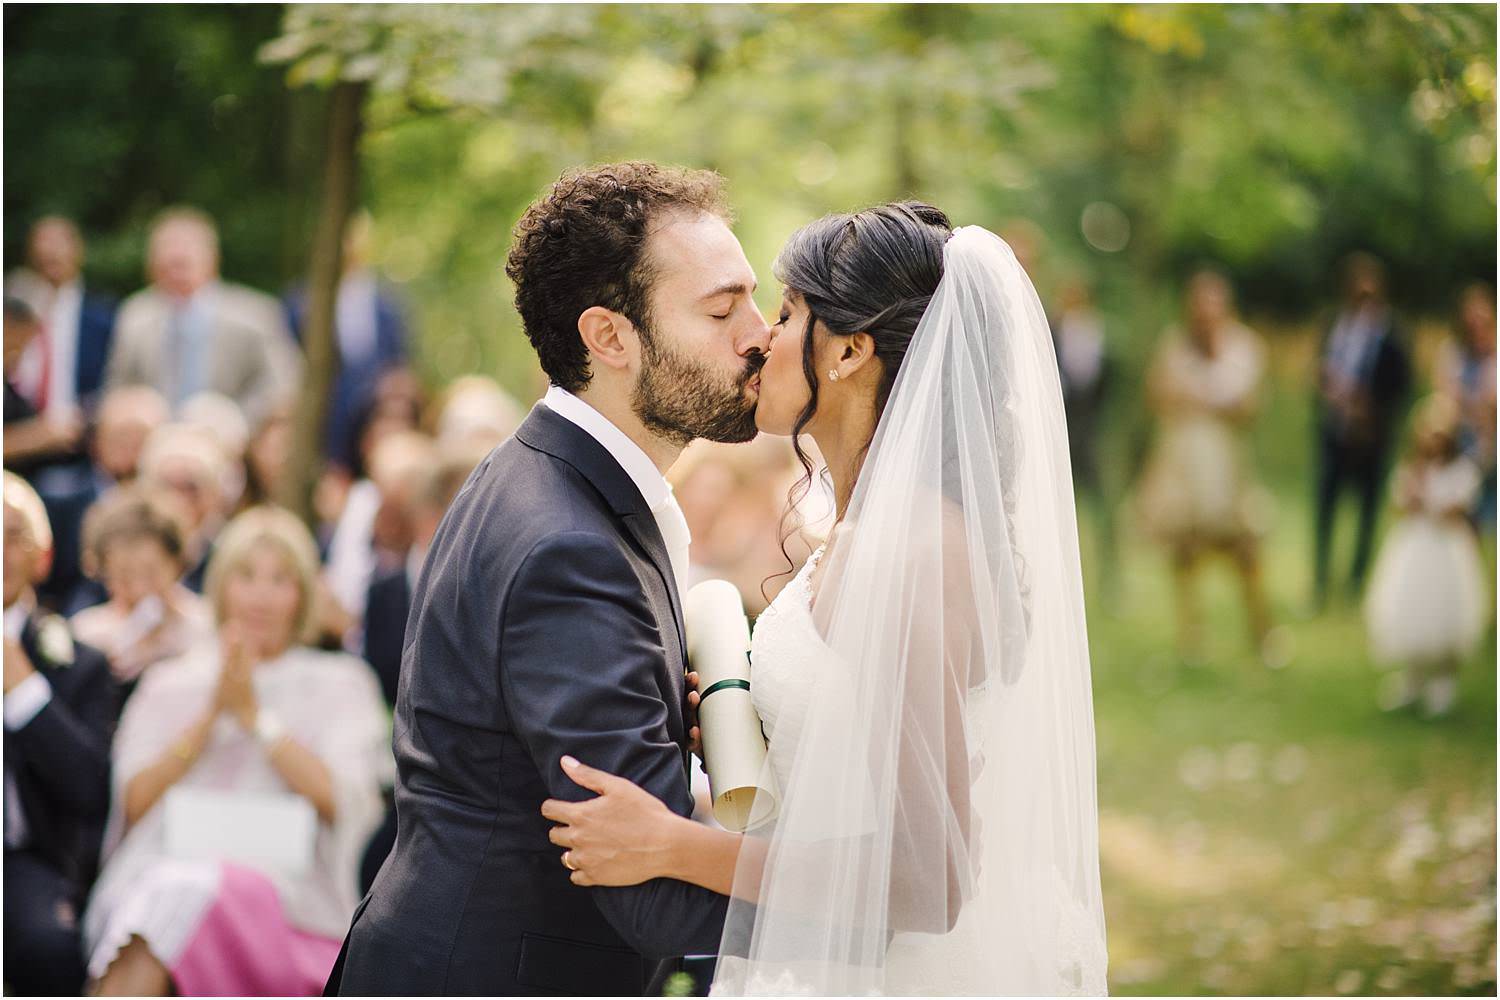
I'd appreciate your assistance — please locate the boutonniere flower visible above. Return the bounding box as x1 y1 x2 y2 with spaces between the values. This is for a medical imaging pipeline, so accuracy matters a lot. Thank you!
36 615 75 668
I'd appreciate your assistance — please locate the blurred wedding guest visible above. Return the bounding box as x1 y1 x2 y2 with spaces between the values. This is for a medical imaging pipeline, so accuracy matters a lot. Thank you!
285 211 410 474
179 390 250 511
1136 270 1275 663
80 506 389 996
71 487 213 695
1364 396 1489 717
4 295 99 610
2 472 116 996
4 297 83 473
89 386 171 490
1313 251 1412 607
1434 282 1497 530
431 373 523 452
4 216 118 420
671 435 820 615
1052 277 1117 594
360 442 477 709
319 430 436 649
242 400 295 508
105 207 301 426
357 443 482 894
137 423 233 595
310 373 423 553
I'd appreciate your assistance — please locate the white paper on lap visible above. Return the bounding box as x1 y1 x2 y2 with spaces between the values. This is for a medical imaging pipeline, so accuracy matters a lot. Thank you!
163 787 317 877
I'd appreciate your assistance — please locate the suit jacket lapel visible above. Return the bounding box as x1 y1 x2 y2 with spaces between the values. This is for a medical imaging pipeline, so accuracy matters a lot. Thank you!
515 405 689 663
619 512 688 666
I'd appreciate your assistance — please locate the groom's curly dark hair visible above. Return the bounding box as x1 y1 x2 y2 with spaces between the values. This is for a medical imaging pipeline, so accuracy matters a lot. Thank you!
505 161 732 392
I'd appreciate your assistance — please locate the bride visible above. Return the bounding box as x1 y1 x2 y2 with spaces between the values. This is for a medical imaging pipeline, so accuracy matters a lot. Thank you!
540 203 1108 996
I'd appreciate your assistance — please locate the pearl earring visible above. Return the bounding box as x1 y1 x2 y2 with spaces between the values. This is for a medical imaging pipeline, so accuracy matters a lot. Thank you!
827 369 841 382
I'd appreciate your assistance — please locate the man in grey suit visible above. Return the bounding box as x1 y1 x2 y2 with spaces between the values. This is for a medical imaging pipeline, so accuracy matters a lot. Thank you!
327 162 769 995
105 207 301 426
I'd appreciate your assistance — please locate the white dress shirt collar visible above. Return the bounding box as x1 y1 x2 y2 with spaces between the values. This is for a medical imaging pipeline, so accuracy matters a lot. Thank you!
3 591 35 644
542 385 670 512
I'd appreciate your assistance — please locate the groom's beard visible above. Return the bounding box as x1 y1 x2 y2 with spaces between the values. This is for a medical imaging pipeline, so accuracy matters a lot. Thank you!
633 326 763 447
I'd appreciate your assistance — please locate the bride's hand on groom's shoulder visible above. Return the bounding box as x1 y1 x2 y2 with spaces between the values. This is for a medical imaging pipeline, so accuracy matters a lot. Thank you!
542 756 679 888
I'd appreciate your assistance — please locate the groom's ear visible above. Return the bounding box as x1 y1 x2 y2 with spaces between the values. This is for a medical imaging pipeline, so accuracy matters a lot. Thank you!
578 306 638 374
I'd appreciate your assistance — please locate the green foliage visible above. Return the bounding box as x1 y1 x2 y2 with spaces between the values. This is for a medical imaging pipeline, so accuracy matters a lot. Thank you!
2 4 313 296
250 3 1495 396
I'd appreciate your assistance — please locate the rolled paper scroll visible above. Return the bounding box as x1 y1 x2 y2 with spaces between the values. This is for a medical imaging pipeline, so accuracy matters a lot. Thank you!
684 580 778 831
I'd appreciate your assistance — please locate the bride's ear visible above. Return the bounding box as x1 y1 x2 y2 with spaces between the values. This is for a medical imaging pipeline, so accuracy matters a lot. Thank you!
837 332 879 380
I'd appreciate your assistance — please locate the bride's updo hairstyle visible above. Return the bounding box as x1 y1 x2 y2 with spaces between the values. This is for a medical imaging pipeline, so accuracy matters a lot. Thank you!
767 201 953 591
775 201 953 440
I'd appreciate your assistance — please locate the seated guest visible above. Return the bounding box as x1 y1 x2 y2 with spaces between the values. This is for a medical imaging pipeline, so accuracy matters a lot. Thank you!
2 472 117 995
81 506 389 996
242 399 294 510
136 423 231 594
90 386 171 492
71 487 213 696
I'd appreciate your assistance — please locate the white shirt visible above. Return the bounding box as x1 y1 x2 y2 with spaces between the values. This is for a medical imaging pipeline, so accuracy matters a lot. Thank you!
336 269 379 366
45 280 83 418
541 386 693 591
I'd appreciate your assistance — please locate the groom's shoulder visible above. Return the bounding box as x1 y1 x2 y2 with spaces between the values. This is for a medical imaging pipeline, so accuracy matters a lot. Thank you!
445 430 616 539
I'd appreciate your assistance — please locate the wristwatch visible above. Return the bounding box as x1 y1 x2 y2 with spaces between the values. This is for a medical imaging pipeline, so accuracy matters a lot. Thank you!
253 711 288 751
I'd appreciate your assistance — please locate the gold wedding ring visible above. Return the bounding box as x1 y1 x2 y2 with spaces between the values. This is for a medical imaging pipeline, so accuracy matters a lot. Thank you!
562 851 577 871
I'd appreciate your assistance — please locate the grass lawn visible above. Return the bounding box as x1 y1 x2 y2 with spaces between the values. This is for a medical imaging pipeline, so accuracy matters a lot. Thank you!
1087 358 1496 996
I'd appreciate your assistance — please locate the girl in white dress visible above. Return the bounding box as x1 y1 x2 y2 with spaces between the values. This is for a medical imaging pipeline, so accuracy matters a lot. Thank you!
540 204 1107 995
1364 395 1490 717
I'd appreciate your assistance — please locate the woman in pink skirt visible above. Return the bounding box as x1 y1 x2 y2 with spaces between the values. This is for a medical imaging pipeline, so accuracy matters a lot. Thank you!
83 506 390 996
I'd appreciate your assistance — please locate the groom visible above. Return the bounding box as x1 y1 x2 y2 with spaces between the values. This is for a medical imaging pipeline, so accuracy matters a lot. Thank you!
326 162 767 995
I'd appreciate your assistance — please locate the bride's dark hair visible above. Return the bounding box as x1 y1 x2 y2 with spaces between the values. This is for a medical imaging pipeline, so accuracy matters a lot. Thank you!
764 201 953 597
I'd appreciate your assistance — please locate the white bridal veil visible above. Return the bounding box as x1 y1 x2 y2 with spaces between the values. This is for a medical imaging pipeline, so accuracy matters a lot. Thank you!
714 226 1108 995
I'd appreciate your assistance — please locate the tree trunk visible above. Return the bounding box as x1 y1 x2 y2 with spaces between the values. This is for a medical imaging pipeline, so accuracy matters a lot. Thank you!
278 79 367 526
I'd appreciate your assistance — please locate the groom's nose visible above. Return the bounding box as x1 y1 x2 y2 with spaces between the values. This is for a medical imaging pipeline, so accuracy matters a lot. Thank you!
736 309 772 359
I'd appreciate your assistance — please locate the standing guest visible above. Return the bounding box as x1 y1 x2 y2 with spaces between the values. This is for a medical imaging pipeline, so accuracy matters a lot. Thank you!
1136 270 1276 663
1313 251 1412 607
105 207 301 427
3 294 96 608
136 423 233 595
71 486 214 696
4 296 83 473
4 216 117 421
1364 396 1489 716
80 506 389 997
1051 277 1116 595
1435 282 1497 531
285 211 410 475
2 472 117 996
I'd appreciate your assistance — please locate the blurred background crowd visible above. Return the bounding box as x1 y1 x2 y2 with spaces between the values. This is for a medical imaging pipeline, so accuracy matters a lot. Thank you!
3 4 1496 997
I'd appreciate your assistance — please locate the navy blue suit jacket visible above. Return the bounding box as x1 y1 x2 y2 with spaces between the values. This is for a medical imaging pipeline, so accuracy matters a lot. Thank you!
73 292 116 414
328 404 727 996
4 612 116 887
